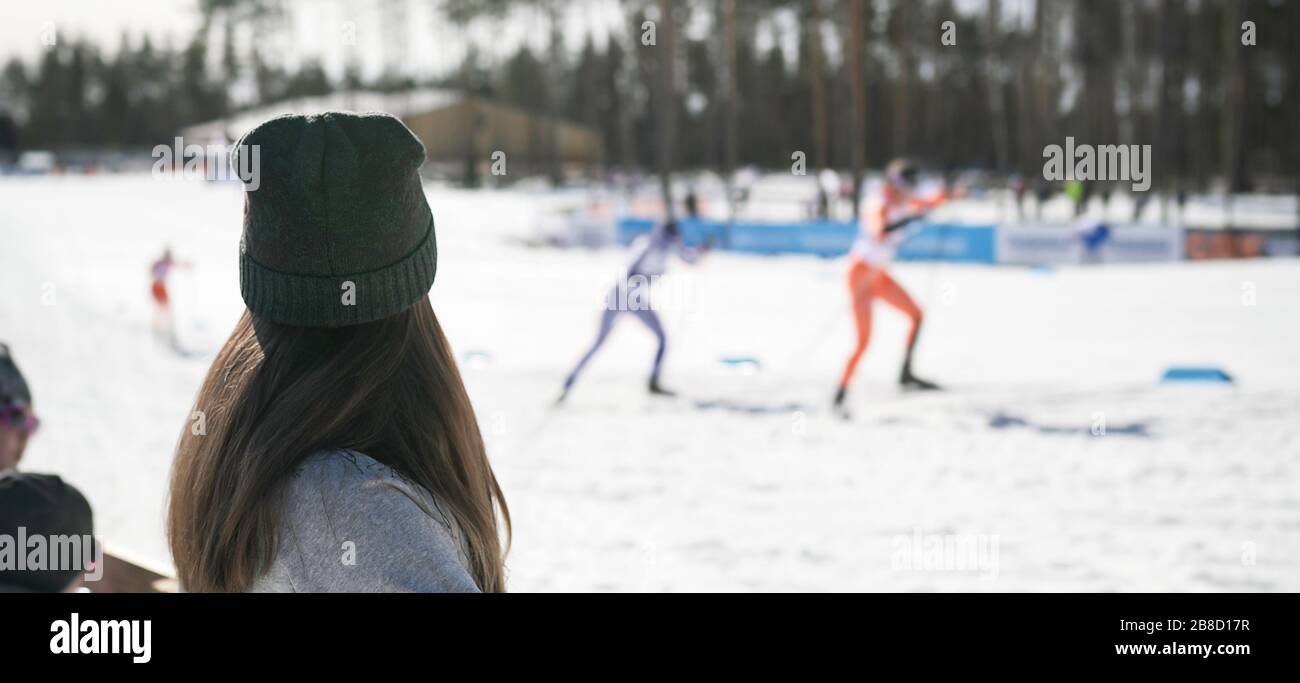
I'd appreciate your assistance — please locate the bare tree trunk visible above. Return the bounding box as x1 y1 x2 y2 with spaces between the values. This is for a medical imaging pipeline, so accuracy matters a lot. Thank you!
546 2 563 185
1034 0 1057 160
1157 0 1187 222
1221 0 1246 198
1027 0 1059 219
656 0 677 220
721 0 739 223
618 18 638 195
985 0 1010 174
892 0 911 158
1014 42 1035 175
810 0 829 217
582 1 601 179
1118 0 1139 145
847 0 867 217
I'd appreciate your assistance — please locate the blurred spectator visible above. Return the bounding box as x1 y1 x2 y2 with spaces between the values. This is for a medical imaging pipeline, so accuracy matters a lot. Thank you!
1009 173 1027 220
0 472 95 592
0 343 37 472
1076 219 1112 265
684 188 700 219
1034 181 1053 220
1065 179 1086 216
1132 193 1151 222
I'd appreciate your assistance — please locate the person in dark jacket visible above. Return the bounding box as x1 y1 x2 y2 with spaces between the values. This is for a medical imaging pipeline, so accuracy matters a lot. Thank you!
0 471 95 592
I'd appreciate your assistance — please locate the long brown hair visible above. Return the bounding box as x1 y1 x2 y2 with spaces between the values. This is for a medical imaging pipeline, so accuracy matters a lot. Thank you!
167 297 509 591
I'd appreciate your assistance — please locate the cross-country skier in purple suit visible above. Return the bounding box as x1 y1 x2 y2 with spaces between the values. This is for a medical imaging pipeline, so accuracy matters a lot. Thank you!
556 219 709 403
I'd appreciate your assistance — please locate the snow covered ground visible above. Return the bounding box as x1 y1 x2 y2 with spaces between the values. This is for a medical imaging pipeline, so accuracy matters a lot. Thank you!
2 175 1298 591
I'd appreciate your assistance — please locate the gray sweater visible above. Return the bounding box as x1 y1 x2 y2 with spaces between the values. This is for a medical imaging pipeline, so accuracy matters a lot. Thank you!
247 450 480 593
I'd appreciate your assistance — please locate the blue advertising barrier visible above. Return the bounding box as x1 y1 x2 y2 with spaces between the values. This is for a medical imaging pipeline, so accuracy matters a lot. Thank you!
895 223 997 263
616 217 997 263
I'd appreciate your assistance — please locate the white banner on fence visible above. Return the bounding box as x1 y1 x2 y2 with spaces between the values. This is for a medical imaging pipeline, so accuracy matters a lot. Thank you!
997 223 1184 265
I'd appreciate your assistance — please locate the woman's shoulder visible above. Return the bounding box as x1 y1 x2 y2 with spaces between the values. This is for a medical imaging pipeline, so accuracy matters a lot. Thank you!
283 449 454 531
293 449 399 483
253 449 478 593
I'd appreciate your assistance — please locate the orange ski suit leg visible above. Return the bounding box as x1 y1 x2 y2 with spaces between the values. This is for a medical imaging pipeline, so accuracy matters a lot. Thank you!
838 261 923 389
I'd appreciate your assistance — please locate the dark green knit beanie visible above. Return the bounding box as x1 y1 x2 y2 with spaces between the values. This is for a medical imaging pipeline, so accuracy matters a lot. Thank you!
233 111 436 328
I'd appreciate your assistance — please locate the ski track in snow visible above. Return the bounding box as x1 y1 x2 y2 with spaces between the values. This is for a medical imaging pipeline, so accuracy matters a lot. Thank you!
1 176 1298 592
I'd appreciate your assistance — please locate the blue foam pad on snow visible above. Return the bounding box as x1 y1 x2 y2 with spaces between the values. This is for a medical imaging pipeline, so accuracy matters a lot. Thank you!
719 356 762 370
462 350 492 369
1160 366 1233 384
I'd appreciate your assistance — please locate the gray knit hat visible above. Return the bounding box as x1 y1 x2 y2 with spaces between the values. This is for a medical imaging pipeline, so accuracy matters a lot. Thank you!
234 112 436 328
